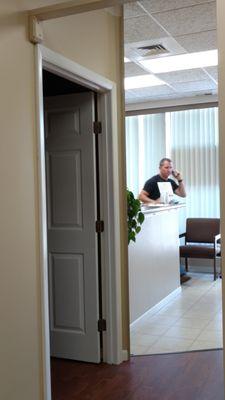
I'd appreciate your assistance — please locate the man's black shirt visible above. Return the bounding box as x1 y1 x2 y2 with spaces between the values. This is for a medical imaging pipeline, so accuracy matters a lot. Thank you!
143 174 179 200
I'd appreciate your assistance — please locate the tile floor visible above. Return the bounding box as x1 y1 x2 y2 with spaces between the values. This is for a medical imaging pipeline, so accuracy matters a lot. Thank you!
130 273 223 355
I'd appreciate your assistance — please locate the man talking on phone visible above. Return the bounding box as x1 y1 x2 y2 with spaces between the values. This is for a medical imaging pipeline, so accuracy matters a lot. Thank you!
138 157 186 204
139 158 188 283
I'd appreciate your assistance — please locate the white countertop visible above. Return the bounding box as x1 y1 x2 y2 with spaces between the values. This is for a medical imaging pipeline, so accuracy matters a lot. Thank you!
141 203 186 214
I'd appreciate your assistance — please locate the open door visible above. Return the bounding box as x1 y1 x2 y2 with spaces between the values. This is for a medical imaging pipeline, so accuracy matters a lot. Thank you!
44 92 100 363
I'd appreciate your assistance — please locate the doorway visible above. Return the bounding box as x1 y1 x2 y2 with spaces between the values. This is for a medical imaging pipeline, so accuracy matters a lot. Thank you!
43 70 101 363
36 45 123 400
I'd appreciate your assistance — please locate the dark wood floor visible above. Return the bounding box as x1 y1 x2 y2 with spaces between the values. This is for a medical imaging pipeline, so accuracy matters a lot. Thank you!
51 350 224 400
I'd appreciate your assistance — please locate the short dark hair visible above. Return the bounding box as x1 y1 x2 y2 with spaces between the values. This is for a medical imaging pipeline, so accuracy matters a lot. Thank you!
159 157 172 167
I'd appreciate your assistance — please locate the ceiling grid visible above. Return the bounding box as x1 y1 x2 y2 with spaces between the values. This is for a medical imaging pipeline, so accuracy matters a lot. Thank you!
124 0 218 106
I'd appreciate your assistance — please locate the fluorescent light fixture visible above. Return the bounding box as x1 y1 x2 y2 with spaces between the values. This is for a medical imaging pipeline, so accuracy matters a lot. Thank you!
124 57 131 63
139 49 218 73
125 74 165 90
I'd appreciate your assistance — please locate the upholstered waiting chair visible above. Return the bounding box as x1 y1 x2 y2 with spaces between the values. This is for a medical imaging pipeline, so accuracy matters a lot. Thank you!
180 218 220 280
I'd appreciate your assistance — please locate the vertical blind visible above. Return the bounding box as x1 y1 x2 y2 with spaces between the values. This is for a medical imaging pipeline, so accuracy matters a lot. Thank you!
125 107 219 218
170 107 219 218
126 113 166 197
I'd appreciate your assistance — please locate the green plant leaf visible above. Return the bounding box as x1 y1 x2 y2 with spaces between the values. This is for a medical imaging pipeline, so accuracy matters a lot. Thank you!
127 188 145 245
138 212 145 224
136 226 141 234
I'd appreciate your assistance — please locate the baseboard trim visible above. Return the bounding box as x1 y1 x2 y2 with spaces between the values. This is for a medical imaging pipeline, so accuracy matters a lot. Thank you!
121 350 129 362
130 286 182 329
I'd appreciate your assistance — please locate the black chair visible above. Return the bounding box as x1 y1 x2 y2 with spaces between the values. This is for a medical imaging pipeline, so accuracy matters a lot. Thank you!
180 218 221 280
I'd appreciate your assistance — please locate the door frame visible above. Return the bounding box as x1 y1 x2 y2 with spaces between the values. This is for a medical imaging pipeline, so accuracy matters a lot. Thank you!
35 45 123 400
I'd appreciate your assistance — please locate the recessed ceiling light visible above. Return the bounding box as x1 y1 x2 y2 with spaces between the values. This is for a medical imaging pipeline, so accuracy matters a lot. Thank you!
124 57 131 63
139 49 218 73
125 74 166 90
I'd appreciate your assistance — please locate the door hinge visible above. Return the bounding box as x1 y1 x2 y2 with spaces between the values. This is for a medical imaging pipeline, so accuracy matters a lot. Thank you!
96 220 104 233
98 318 107 332
93 121 102 134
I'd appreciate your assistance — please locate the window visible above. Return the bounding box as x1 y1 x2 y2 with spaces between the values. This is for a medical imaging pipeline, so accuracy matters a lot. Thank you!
125 107 219 218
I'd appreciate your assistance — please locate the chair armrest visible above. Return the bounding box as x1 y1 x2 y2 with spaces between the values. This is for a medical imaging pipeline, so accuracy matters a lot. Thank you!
214 234 221 256
215 233 221 243
179 232 186 239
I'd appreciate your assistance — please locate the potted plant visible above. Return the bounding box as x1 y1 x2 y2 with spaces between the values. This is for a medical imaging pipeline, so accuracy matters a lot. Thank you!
127 189 145 244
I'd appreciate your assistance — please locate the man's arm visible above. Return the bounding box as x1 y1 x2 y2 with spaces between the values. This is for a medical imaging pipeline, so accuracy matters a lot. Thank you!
175 181 186 197
138 190 160 204
173 171 186 197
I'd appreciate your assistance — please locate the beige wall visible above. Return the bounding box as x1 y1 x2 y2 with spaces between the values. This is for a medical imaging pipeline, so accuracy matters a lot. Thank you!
0 3 128 399
0 5 42 400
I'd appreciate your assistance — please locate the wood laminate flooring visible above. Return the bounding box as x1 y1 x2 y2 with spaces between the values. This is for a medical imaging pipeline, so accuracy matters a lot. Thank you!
51 350 224 400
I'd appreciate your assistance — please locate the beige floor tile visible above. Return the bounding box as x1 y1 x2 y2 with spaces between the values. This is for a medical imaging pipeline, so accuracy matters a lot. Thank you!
189 339 223 351
205 320 223 331
148 337 193 353
131 332 160 347
213 311 223 319
163 325 202 340
179 292 206 301
136 323 169 336
156 308 185 318
197 329 223 342
148 314 179 327
189 310 220 318
130 343 152 355
162 302 192 312
173 317 210 330
181 309 215 320
130 273 223 355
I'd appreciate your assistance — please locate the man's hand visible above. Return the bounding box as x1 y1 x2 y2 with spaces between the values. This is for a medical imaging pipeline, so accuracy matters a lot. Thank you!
172 169 182 181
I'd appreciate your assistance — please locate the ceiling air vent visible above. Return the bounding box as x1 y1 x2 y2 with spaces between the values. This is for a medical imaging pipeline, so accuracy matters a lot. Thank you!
137 44 169 57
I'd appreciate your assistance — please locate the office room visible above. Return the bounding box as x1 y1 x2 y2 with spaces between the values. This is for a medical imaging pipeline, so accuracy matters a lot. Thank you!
124 1 223 356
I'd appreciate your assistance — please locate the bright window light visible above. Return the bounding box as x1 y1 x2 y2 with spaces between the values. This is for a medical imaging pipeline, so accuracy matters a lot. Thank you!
139 50 218 73
125 74 165 89
124 57 131 63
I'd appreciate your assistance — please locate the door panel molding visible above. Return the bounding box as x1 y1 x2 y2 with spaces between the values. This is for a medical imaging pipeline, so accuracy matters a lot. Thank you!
35 45 123 400
49 252 85 332
46 150 83 228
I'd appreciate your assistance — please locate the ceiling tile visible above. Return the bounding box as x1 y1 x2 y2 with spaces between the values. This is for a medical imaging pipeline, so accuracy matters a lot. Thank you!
139 0 215 14
124 1 218 105
124 2 147 19
175 30 217 52
125 62 149 77
125 90 139 100
124 15 168 43
154 69 210 84
152 3 216 36
204 66 218 81
126 98 140 104
125 90 215 104
128 85 175 97
171 80 217 93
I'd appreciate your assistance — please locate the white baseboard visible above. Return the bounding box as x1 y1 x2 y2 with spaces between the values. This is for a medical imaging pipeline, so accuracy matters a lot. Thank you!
121 349 129 361
130 286 182 329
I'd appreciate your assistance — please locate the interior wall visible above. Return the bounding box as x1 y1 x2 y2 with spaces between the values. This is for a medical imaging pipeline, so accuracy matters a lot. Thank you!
0 4 42 400
217 0 225 386
0 3 127 399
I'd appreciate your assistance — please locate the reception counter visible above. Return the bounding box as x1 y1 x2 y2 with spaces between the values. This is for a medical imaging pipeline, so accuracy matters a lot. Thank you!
129 203 185 324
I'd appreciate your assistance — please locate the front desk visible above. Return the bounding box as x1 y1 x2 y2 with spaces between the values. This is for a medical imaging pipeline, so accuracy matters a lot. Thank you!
129 204 185 324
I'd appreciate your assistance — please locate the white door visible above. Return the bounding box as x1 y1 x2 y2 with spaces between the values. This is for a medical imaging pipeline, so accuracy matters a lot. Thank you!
44 92 100 363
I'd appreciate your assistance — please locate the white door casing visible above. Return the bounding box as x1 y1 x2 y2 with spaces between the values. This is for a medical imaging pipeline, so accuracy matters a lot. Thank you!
45 92 100 362
35 45 123 400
